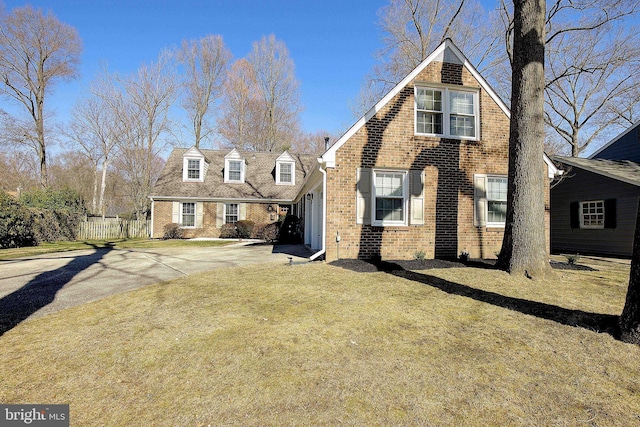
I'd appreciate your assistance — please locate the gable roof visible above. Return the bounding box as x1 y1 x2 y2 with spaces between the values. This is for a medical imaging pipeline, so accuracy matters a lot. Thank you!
320 38 558 178
150 148 317 202
552 155 640 187
588 120 640 161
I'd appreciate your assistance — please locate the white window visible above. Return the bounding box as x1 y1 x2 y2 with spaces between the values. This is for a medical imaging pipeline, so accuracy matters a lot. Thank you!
580 200 605 229
277 162 294 185
415 86 479 140
486 176 507 226
182 157 204 182
181 202 196 228
225 160 244 183
373 170 408 226
225 203 239 224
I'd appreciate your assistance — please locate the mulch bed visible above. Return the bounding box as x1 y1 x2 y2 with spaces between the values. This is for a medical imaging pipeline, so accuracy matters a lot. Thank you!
329 258 597 273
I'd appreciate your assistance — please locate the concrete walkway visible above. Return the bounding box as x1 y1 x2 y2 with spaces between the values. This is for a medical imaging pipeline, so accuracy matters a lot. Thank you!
0 242 311 335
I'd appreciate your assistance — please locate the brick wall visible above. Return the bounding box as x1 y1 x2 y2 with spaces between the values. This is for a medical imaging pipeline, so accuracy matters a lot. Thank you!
323 59 550 261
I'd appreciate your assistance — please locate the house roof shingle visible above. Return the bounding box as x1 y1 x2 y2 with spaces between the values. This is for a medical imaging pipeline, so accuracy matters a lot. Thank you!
150 148 318 201
552 155 640 187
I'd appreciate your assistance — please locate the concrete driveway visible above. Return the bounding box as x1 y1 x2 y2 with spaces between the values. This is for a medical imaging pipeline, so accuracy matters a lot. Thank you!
0 242 311 335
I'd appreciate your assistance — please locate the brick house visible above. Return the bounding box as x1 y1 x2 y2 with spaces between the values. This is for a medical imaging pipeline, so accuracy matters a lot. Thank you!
149 147 317 239
150 39 557 261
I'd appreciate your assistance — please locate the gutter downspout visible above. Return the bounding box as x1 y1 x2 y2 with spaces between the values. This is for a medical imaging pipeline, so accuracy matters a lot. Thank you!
309 163 327 261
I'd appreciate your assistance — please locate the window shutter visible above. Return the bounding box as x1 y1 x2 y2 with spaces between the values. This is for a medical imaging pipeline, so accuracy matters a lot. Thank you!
356 168 372 225
239 203 247 221
410 170 425 225
216 203 224 228
196 202 204 228
569 202 579 229
172 201 180 224
473 174 486 227
604 199 617 229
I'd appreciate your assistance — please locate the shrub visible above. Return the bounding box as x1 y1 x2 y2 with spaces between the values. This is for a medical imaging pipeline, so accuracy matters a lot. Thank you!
19 188 83 243
459 250 470 263
253 222 280 243
279 215 301 244
20 188 85 214
235 220 255 239
219 223 238 239
565 253 581 265
0 191 37 249
163 223 184 240
414 250 426 261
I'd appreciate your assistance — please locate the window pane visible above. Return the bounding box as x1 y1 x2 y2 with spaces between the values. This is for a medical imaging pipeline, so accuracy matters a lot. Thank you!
229 161 242 181
375 173 404 197
187 159 200 179
450 115 475 137
416 88 442 111
225 203 239 224
450 91 474 115
417 111 443 134
280 163 292 183
581 201 605 228
375 198 403 221
487 201 507 223
487 177 507 201
182 203 195 227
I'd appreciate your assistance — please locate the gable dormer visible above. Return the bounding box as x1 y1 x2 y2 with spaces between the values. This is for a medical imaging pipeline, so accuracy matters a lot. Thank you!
224 149 245 183
182 146 207 182
276 151 296 185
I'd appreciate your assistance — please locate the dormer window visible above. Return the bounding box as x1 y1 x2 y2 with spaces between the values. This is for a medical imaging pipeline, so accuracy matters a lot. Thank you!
276 151 296 185
415 86 479 140
224 149 245 183
182 147 206 182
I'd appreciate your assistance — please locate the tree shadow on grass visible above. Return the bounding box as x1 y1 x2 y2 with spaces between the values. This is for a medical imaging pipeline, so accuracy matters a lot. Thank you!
337 259 620 339
0 243 114 337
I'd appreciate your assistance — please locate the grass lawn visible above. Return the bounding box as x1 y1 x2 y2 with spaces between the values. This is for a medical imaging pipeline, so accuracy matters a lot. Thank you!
1 256 639 425
0 238 232 260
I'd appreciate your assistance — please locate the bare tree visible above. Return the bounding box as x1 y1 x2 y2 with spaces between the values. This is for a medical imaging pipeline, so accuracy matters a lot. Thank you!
620 198 640 344
118 51 178 218
0 5 81 187
352 0 505 117
64 70 125 217
176 35 231 148
496 0 550 278
248 35 302 152
499 0 640 157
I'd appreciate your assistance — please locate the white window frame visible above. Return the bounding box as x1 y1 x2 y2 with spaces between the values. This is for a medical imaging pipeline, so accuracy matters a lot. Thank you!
183 157 203 182
180 202 196 228
415 85 480 140
580 200 605 229
276 161 295 185
486 176 507 228
224 203 239 224
225 159 245 183
372 169 408 227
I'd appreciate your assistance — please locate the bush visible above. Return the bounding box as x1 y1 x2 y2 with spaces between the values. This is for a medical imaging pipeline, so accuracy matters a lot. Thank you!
0 191 37 249
253 222 280 243
163 223 184 240
279 215 301 244
19 188 83 243
235 220 255 239
565 253 581 265
219 223 238 239
20 188 85 214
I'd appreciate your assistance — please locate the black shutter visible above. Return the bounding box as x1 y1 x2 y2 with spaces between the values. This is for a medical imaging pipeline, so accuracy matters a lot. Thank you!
604 199 617 229
570 201 580 228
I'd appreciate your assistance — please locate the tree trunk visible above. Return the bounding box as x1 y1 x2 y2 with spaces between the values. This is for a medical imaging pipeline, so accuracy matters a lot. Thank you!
619 198 640 344
496 0 550 278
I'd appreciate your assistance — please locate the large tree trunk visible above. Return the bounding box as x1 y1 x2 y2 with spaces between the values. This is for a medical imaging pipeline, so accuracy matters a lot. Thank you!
496 0 550 278
619 198 640 344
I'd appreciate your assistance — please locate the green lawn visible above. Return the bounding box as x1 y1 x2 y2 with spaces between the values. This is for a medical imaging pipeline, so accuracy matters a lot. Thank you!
0 256 638 425
0 238 231 260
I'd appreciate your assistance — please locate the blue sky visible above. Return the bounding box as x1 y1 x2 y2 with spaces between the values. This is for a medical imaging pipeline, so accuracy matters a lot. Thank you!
2 0 399 143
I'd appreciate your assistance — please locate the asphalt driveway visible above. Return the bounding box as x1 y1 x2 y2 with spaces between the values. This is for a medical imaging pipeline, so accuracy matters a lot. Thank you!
0 242 311 335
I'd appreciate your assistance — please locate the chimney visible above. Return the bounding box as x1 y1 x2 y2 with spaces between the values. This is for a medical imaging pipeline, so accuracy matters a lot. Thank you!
324 137 330 151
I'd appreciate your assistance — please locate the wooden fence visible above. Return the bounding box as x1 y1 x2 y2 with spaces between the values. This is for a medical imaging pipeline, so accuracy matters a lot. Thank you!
77 219 151 240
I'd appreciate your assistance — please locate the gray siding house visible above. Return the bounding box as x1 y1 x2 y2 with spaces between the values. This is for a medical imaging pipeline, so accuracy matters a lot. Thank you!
551 156 640 257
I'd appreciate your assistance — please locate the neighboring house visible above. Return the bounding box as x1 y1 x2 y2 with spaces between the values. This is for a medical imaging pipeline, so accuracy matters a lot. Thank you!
150 39 558 261
149 147 317 239
551 121 640 257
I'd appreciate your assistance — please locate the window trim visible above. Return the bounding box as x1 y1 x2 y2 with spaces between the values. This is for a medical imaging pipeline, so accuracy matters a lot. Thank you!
579 200 605 229
371 169 409 227
225 159 245 183
276 161 295 185
415 85 480 141
180 202 196 228
183 157 203 182
485 175 507 228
